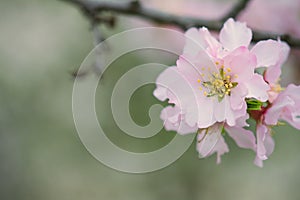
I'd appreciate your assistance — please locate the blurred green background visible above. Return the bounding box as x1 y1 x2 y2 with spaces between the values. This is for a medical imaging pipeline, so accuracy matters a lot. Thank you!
1 0 300 200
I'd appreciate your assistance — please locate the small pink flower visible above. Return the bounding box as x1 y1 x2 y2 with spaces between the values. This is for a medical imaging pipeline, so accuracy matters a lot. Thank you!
265 84 300 128
154 19 270 132
250 84 300 167
154 18 298 165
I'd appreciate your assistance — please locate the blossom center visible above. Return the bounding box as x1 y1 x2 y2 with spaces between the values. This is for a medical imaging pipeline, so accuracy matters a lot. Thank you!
270 83 284 93
197 67 238 102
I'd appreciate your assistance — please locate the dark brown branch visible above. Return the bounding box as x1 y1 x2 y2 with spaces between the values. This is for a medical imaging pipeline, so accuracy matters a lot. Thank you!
252 32 300 48
61 0 221 30
221 0 250 22
62 0 300 49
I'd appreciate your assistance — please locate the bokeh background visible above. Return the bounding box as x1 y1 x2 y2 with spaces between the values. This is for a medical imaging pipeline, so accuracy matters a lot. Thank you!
1 0 300 199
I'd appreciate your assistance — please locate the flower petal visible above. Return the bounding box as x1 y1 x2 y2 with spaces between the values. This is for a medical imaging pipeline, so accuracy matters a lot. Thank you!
225 126 256 151
254 156 264 168
267 84 300 129
196 97 216 128
178 51 216 81
176 55 201 82
213 136 229 164
183 28 207 56
265 94 294 126
154 67 200 127
213 96 244 127
184 27 221 57
176 54 218 128
251 40 283 67
282 110 300 130
214 97 226 122
264 41 290 84
161 106 198 134
223 46 256 82
219 18 252 51
236 113 250 127
244 74 270 101
197 123 223 158
254 124 275 167
256 124 268 160
230 83 248 110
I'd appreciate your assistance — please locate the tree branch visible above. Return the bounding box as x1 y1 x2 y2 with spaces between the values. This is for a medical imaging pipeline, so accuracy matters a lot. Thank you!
62 0 300 49
221 0 250 22
61 0 221 30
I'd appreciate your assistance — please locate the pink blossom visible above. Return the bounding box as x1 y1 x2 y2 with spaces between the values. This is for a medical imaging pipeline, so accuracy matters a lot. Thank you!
250 84 300 167
265 84 300 129
154 19 270 131
154 19 280 163
248 41 296 167
229 39 296 167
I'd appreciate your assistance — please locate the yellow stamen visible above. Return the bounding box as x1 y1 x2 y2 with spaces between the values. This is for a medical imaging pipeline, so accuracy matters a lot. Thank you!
226 68 231 72
199 67 238 100
213 72 219 78
272 84 284 93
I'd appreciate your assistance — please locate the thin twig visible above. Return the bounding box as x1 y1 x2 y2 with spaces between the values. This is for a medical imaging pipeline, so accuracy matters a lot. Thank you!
61 0 300 48
91 22 104 75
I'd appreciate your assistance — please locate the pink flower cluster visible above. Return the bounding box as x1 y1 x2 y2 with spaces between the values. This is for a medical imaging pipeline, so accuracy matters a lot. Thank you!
154 18 300 167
